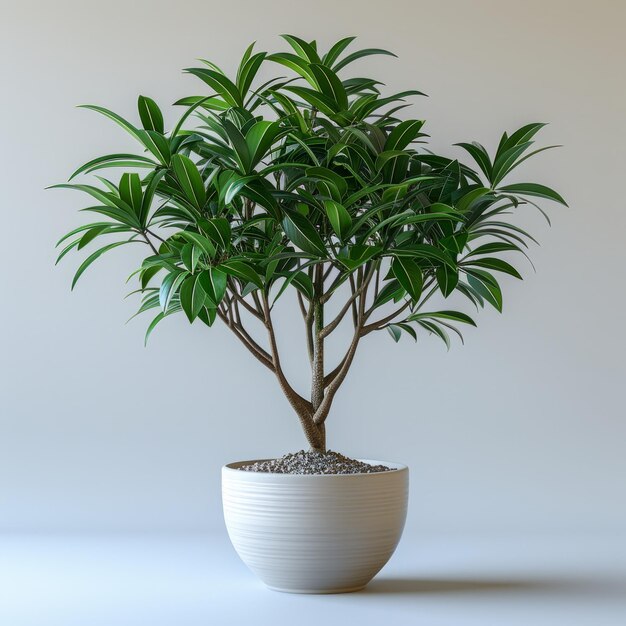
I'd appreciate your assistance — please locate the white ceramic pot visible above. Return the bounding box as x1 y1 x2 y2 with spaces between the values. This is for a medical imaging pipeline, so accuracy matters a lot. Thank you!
222 459 409 593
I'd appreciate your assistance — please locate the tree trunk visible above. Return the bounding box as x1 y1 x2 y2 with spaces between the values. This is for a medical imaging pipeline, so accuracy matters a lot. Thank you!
301 417 326 451
313 423 326 451
309 267 326 452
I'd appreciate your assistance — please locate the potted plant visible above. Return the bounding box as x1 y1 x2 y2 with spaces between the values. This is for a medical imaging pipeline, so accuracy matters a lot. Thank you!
52 35 565 593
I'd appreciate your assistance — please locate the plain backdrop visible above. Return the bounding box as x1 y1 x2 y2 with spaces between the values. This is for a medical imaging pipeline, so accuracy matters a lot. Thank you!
0 0 624 534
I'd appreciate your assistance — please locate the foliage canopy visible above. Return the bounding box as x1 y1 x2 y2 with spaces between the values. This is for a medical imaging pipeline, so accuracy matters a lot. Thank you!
52 35 565 450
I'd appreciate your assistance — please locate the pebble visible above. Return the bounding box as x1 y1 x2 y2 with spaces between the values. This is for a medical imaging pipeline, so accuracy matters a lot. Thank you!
239 450 395 475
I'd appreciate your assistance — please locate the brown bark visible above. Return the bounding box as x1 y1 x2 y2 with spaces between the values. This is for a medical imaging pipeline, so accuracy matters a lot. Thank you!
311 266 325 409
218 261 391 452
261 292 325 451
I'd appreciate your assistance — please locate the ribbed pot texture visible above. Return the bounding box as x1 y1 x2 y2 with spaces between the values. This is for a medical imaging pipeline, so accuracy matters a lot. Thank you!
222 460 409 593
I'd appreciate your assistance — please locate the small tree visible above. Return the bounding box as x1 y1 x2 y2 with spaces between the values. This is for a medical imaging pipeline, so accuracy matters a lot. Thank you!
52 36 565 451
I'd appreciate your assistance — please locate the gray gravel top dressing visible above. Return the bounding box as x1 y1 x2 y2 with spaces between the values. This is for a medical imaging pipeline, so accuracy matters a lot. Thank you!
239 450 395 475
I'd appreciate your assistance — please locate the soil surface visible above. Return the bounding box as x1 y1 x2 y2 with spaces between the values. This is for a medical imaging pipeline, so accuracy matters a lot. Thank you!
239 450 395 475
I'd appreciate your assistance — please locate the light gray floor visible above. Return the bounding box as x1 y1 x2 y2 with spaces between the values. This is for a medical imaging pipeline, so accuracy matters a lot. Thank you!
1 531 624 625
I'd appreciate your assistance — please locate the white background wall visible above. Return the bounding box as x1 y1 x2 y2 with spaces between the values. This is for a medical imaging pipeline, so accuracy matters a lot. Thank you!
1 0 624 534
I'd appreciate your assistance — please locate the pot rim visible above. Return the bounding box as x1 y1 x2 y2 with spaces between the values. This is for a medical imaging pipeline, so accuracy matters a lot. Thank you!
222 458 408 477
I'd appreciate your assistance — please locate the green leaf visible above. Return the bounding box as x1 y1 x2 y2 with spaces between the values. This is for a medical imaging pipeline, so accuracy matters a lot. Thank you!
173 95 230 112
305 166 348 198
240 180 279 219
388 244 456 268
333 47 397 71
145 312 166 345
284 86 338 116
281 34 321 63
501 123 547 152
497 145 561 187
357 90 426 118
77 105 145 144
272 269 315 304
71 241 132 289
140 265 161 290
199 58 227 75
76 224 114 250
267 53 319 86
220 175 248 206
417 320 451 349
56 222 111 248
118 173 142 216
398 323 418 342
50 184 135 219
375 150 409 171
219 260 264 289
198 268 227 306
222 119 252 172
289 271 314 300
179 274 206 322
309 64 348 110
464 257 522 279
364 212 460 241
201 218 231 250
337 244 381 270
178 231 216 258
137 96 164 133
491 142 537 187
498 183 567 206
466 267 499 288
69 153 157 180
466 271 503 312
140 169 166 224
285 132 320 165
282 212 327 257
184 68 243 108
436 265 458 297
409 310 476 326
456 186 491 212
440 232 468 256
171 154 205 209
245 120 282 168
456 142 492 180
159 270 186 311
197 306 218 328
384 119 425 151
465 242 521 257
78 205 139 228
373 279 404 308
387 324 402 342
237 51 266 96
323 36 356 67
324 199 352 240
456 280 484 308
391 257 423 301
139 130 171 165
180 243 194 272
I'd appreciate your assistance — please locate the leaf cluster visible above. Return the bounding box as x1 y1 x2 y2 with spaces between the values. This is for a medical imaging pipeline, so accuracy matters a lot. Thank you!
52 35 566 347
